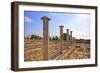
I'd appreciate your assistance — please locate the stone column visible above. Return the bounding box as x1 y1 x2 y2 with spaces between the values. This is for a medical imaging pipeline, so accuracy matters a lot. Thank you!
66 29 69 49
41 16 50 60
59 25 64 54
70 31 72 46
72 37 76 46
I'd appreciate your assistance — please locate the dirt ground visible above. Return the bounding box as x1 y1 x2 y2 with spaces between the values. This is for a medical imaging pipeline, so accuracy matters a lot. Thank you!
24 39 60 61
61 44 90 60
24 39 90 61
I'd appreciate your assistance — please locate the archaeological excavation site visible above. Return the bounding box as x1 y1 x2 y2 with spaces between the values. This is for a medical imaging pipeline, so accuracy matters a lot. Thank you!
24 15 90 61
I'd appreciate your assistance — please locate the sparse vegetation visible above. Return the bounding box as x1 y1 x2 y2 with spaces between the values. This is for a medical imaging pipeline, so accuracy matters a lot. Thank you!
24 35 90 61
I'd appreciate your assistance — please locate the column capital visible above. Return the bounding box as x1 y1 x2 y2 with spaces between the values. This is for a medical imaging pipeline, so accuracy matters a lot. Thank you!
70 31 72 34
41 16 51 21
66 29 69 32
59 25 64 28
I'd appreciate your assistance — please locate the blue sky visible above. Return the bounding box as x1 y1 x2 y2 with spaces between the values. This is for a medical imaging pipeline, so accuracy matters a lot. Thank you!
24 11 91 39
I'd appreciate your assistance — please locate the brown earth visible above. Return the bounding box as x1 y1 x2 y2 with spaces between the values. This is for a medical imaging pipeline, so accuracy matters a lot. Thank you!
24 39 90 61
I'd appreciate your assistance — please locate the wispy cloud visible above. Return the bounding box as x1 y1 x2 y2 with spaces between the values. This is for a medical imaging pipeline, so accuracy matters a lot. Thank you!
24 16 32 24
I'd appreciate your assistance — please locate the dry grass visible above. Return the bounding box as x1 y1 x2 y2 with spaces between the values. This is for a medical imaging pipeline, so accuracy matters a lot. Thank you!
24 39 60 61
24 39 90 61
61 44 90 60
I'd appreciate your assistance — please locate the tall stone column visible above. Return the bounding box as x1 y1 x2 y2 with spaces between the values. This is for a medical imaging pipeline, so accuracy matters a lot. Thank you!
66 29 69 49
59 25 64 54
72 37 76 46
41 16 50 60
70 31 72 46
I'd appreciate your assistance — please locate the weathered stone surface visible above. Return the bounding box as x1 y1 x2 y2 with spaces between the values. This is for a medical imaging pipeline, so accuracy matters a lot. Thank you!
41 16 50 60
66 29 70 49
59 25 64 54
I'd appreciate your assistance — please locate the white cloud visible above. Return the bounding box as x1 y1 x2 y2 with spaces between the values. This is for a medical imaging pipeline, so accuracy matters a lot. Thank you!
24 16 32 24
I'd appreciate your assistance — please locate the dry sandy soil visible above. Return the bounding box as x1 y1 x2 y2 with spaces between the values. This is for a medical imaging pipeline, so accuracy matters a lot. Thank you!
24 39 90 61
61 44 90 60
24 39 60 61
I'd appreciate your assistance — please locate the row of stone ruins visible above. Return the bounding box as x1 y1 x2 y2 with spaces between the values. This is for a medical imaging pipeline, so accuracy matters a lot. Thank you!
41 16 75 60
